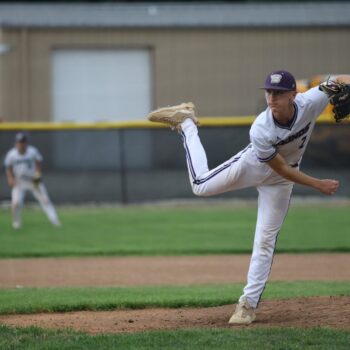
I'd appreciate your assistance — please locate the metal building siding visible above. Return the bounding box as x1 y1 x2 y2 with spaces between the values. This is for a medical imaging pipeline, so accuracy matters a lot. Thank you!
0 3 350 28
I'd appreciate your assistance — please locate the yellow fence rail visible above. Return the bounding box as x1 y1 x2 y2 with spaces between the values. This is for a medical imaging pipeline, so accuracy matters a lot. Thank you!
0 114 344 131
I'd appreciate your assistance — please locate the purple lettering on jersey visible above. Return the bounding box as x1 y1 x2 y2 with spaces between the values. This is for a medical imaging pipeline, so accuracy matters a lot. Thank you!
275 122 311 146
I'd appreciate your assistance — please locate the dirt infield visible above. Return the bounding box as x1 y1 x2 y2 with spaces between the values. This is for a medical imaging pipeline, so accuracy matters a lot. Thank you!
1 254 349 288
0 254 349 333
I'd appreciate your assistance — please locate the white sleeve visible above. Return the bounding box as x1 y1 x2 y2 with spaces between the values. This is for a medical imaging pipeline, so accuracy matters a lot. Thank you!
4 152 12 168
32 147 43 162
249 125 277 162
301 86 330 117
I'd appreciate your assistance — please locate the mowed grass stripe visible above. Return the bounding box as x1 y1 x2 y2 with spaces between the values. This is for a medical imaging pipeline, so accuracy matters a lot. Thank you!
0 326 349 350
0 205 349 257
0 281 349 315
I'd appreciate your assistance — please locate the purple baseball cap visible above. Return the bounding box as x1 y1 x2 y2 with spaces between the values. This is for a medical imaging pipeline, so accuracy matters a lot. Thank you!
262 70 296 91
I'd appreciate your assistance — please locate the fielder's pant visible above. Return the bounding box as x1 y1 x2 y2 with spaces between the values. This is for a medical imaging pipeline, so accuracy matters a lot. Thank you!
180 119 293 308
12 181 61 227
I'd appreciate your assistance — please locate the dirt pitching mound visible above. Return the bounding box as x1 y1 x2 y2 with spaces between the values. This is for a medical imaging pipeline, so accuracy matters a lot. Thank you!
0 296 349 334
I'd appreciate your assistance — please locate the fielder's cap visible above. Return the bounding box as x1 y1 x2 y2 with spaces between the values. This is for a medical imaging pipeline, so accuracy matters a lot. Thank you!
262 70 296 91
15 132 28 142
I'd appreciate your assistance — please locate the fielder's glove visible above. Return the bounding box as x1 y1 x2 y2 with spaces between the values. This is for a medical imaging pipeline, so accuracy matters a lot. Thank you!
32 171 42 186
319 79 350 123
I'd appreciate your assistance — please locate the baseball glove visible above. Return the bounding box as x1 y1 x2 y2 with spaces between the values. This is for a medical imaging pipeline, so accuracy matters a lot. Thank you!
32 171 42 186
319 79 350 123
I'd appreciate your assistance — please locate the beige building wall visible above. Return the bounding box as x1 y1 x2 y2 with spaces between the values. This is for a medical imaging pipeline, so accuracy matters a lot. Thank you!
0 27 8 122
0 27 350 122
0 28 3 121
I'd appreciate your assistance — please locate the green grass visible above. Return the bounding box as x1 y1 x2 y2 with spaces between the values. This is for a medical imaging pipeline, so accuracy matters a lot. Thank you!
0 204 348 349
0 205 349 257
0 281 349 315
0 326 349 350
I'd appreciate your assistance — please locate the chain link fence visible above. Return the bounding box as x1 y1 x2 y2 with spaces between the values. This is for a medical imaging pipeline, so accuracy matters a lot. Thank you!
0 123 349 204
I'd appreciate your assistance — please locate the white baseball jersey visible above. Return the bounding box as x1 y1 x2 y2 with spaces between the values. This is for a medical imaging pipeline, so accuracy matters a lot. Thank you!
4 145 42 181
249 87 329 168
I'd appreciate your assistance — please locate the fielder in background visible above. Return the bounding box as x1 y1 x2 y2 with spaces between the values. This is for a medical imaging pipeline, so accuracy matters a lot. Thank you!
147 70 350 325
4 132 61 229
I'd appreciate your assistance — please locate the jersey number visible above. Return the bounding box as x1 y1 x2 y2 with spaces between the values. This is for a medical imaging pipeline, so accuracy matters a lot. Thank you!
299 136 307 149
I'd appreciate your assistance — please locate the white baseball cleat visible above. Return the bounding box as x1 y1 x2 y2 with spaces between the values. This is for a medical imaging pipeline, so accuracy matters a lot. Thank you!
228 296 256 325
147 102 199 131
52 219 61 227
12 221 21 229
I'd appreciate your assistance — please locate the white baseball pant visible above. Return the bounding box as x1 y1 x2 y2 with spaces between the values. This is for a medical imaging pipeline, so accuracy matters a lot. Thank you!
180 119 293 308
11 181 61 228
